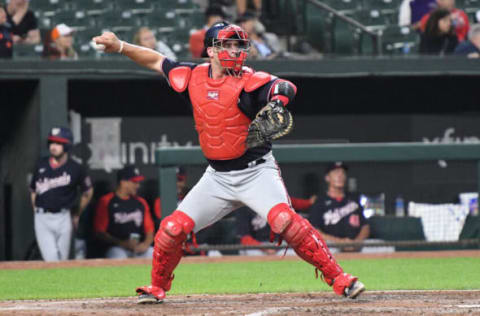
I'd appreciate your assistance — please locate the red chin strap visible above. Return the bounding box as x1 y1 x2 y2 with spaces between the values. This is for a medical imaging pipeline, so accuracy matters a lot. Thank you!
217 50 248 73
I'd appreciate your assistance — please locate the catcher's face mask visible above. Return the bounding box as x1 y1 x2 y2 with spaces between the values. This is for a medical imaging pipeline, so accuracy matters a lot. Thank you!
213 25 250 74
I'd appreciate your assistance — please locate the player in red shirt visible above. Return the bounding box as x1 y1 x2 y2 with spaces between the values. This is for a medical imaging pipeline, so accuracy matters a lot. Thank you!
94 166 154 259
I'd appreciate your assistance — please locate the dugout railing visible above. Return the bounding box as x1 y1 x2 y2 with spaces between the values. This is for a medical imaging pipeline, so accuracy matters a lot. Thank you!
156 143 480 252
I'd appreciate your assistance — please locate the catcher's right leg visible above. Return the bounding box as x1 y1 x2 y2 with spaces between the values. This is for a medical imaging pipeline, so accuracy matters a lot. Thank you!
136 210 194 304
267 203 365 299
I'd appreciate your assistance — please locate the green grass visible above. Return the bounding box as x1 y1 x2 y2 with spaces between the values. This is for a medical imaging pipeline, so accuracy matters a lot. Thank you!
0 257 479 300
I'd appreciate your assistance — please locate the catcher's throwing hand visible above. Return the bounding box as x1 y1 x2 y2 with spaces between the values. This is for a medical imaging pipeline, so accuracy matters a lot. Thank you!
246 99 294 149
91 32 122 53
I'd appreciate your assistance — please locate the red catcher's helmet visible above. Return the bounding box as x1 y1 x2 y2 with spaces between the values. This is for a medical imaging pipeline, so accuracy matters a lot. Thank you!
202 22 250 73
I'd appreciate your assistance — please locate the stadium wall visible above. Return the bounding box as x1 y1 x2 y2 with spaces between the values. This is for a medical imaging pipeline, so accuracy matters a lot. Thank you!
0 58 479 260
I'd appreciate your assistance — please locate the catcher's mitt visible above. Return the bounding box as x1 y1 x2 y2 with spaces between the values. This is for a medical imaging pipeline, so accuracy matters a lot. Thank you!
246 100 294 149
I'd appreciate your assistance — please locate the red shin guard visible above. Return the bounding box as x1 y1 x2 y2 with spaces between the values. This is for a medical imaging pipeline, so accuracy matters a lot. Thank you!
150 210 195 291
267 203 343 282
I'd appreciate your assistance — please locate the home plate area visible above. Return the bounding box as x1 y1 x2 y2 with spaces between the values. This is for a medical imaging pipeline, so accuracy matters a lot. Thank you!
1 290 480 315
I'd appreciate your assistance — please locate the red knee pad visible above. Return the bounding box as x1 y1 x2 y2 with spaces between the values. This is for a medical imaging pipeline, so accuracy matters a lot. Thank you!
267 203 294 234
155 211 195 252
267 203 309 247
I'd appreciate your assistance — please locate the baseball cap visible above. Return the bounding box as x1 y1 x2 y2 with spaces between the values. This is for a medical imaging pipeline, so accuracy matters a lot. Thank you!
324 161 348 175
117 165 145 183
47 126 73 144
51 24 74 41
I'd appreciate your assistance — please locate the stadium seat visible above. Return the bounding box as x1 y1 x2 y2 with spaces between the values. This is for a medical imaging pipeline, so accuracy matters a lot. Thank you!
29 0 65 15
174 10 204 30
144 10 177 33
462 0 480 21
97 10 142 30
115 0 154 14
362 0 402 14
13 44 43 60
156 0 198 12
381 25 419 55
52 10 92 28
323 0 362 15
304 1 328 53
355 9 390 31
76 42 103 59
262 0 303 37
35 11 54 29
165 29 191 58
81 0 114 15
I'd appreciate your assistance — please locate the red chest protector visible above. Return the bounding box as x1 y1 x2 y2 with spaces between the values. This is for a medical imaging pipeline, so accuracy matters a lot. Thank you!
169 64 272 160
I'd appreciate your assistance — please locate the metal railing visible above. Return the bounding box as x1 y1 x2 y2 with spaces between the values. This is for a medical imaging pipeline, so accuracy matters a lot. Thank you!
305 0 383 55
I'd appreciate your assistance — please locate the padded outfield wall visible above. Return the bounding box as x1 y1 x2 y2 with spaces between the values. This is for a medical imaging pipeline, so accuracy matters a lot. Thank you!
0 57 479 260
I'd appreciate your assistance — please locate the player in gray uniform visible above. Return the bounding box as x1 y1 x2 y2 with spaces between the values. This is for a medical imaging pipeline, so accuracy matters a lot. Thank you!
30 127 93 261
93 21 364 304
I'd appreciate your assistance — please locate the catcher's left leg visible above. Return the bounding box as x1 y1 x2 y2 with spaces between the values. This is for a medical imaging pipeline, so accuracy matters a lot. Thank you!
267 203 365 299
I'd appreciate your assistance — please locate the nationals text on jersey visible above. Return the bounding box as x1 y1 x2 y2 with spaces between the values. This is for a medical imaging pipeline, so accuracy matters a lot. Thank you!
35 172 72 195
323 201 360 225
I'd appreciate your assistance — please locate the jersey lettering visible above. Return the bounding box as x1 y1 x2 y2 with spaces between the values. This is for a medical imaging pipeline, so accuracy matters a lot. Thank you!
323 201 360 226
35 172 72 195
113 209 144 227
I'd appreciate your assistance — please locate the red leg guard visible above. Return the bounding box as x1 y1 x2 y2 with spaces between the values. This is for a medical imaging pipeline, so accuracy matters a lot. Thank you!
136 210 195 299
267 203 343 283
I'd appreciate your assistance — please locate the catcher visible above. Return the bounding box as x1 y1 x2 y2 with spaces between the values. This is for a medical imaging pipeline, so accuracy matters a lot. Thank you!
93 21 364 304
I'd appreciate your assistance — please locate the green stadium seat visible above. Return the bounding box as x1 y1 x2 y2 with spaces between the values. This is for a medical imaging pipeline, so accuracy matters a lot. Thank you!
165 29 191 58
81 0 114 15
323 0 362 14
144 10 177 33
97 10 142 30
52 10 93 28
175 11 204 30
304 2 327 52
262 0 303 37
362 0 402 14
115 0 154 14
355 9 390 54
462 0 480 20
76 42 103 59
113 28 136 42
381 25 419 55
13 44 43 60
333 18 358 55
355 9 390 31
156 0 198 12
30 0 65 15
35 11 54 29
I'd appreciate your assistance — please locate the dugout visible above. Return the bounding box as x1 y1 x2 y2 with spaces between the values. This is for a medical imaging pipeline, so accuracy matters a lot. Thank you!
1 57 480 260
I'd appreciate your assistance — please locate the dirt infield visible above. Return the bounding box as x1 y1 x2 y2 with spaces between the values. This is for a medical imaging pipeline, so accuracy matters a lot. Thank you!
1 291 480 315
1 250 479 315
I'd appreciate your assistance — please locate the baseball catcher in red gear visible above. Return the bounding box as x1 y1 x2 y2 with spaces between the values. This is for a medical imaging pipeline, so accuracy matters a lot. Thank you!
93 21 365 304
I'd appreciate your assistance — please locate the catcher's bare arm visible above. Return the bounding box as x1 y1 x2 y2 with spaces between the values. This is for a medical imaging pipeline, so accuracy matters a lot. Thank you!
92 32 166 75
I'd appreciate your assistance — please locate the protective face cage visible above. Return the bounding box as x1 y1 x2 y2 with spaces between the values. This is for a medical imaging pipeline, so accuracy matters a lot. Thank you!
212 25 250 75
